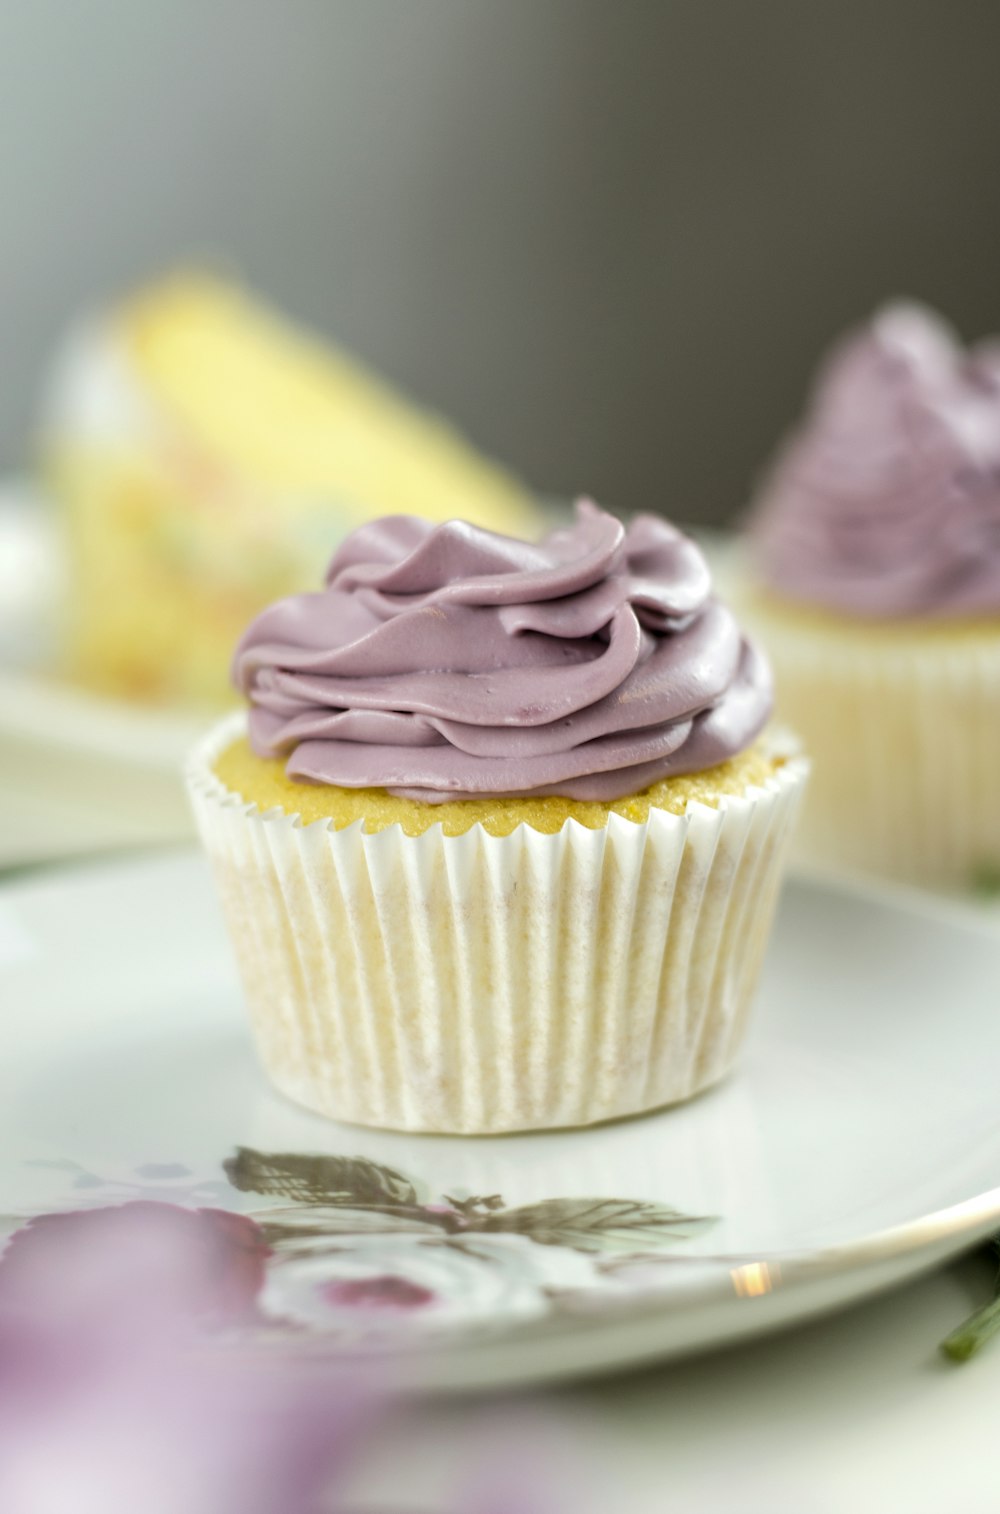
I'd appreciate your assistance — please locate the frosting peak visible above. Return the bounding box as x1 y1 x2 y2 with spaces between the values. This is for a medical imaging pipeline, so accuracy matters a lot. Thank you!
234 501 772 802
751 303 1000 619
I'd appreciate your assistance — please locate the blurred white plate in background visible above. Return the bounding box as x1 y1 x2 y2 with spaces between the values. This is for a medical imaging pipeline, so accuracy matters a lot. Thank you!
1 848 999 1391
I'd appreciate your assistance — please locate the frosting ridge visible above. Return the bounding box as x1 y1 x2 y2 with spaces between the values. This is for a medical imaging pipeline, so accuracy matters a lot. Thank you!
234 500 772 801
751 303 1000 618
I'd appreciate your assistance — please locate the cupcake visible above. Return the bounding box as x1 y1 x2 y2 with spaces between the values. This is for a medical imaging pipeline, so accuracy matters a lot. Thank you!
745 303 1000 890
187 500 807 1133
43 271 539 706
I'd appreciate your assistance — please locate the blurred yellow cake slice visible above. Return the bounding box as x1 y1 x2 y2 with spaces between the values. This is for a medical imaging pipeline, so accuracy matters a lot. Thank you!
43 272 539 706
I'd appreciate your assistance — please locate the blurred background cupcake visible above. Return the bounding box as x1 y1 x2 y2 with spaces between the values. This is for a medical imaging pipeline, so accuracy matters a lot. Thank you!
741 304 1000 891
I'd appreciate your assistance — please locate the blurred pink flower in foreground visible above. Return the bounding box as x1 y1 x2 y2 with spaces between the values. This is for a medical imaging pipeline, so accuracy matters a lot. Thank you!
0 1201 270 1333
0 1201 373 1514
0 1198 576 1514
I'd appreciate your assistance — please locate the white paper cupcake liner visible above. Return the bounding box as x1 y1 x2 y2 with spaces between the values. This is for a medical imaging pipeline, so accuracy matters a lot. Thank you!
743 597 1000 889
187 715 807 1134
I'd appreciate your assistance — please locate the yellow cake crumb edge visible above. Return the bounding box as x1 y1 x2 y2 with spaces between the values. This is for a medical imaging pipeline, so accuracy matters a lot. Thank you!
212 735 785 838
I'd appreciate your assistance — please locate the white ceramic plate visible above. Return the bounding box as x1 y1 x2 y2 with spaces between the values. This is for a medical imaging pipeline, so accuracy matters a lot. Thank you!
1 849 999 1391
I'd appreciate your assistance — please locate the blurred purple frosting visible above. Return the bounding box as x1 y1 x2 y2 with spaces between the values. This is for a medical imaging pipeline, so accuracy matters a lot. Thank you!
750 303 1000 619
234 499 772 801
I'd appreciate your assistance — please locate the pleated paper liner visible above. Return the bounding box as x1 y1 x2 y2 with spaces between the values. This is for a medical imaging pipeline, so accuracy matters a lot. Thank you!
743 595 1000 889
187 714 807 1134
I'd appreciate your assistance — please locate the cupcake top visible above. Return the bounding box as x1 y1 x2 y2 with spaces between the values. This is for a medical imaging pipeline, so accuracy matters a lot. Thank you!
750 303 1000 619
233 500 772 802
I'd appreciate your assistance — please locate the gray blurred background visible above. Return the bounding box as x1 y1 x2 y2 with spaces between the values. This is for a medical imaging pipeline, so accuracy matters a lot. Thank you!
2 0 1000 524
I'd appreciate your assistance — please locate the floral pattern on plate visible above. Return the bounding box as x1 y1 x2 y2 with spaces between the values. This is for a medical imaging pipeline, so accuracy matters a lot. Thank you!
0 1147 713 1345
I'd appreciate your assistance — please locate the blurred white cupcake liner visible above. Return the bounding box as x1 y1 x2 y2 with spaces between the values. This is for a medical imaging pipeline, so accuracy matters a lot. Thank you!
745 602 1000 889
187 714 807 1134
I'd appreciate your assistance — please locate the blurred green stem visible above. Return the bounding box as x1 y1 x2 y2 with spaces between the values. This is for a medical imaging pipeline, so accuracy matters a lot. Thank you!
941 1290 1000 1362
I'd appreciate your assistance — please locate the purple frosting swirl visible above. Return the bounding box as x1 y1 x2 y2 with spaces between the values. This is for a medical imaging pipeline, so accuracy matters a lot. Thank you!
233 500 772 802
751 303 1000 618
